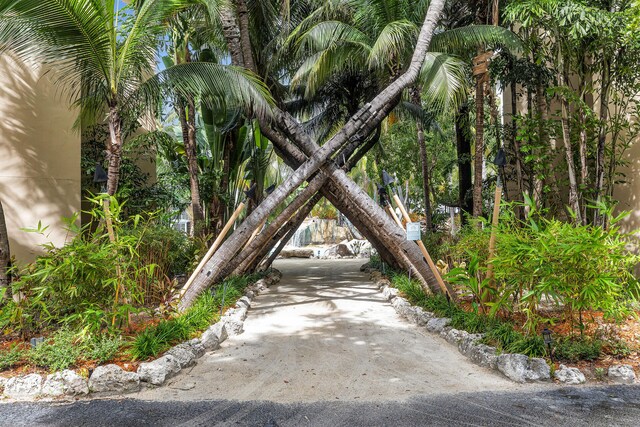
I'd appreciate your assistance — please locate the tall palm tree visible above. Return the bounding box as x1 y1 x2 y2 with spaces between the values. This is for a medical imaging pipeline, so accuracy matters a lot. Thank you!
179 0 452 309
0 0 271 196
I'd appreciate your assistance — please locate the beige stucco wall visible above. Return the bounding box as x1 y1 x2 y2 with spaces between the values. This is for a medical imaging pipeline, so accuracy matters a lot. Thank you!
0 55 80 263
613 135 640 233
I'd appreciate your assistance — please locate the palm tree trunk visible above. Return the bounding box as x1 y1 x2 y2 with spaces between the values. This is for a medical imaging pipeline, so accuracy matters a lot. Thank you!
179 0 447 309
0 198 10 292
473 76 485 218
234 0 256 73
106 104 123 196
241 192 323 274
411 87 433 232
456 103 473 225
219 6 244 66
176 97 205 234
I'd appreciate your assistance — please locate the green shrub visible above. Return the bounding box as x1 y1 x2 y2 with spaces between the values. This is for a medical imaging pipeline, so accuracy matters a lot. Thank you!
554 337 602 362
29 329 83 372
443 199 640 335
126 224 198 304
130 318 189 360
6 196 157 334
84 335 123 364
0 344 27 371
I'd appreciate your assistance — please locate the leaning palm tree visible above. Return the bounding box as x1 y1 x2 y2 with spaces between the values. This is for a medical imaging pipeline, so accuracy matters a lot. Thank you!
0 0 271 195
287 0 518 226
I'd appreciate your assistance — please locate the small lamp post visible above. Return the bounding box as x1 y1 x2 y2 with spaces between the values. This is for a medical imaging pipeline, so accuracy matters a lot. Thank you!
542 327 553 361
93 164 108 191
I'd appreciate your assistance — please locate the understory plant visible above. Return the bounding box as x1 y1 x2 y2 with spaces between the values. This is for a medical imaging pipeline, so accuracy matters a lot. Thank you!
447 199 640 336
0 196 189 336
130 272 263 360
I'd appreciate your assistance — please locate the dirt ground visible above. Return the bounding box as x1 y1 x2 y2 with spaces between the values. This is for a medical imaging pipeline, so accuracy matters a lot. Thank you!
135 259 536 403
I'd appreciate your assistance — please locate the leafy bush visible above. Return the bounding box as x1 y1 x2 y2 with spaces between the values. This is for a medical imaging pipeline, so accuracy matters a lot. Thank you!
442 199 640 336
85 335 123 364
0 344 27 371
491 201 640 334
125 224 197 305
29 329 83 372
554 337 603 362
5 196 157 334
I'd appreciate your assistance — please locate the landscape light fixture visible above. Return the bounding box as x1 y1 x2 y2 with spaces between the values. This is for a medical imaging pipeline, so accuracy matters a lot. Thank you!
382 170 396 187
93 164 108 191
542 327 553 361
265 184 276 195
493 147 507 168
244 182 257 202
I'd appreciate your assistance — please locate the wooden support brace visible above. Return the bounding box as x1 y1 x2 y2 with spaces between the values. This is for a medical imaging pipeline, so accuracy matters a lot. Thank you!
392 194 456 300
179 202 246 300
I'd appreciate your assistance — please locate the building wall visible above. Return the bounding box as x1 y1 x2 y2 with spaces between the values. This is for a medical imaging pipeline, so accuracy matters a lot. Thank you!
613 134 640 233
0 55 80 263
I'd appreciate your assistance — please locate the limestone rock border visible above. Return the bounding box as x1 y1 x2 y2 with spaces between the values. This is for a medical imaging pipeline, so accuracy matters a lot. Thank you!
361 264 634 385
0 270 282 401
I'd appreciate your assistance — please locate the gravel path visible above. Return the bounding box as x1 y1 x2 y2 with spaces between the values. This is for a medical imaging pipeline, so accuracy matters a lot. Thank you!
135 258 528 403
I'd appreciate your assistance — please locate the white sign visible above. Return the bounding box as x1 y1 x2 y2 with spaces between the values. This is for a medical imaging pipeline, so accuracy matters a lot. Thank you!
406 222 421 241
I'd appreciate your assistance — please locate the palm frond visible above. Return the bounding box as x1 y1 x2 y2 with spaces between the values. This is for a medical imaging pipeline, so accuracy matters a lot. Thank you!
367 19 418 70
419 52 467 112
430 25 522 55
132 61 273 120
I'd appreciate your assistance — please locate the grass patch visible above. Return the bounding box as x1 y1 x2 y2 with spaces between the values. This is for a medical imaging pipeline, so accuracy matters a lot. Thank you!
554 337 602 362
390 273 548 359
0 344 27 371
388 272 606 361
129 272 263 361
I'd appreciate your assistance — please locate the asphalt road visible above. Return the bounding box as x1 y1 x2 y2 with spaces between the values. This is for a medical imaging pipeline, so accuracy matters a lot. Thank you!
1 385 640 426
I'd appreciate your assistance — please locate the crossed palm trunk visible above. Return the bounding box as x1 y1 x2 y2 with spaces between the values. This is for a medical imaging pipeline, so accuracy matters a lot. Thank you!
178 0 447 310
229 124 398 277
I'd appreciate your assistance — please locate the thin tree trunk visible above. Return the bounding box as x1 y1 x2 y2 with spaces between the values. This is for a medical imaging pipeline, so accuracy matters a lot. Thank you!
411 87 433 231
456 104 473 225
176 97 205 234
473 76 485 218
558 67 582 223
510 83 525 218
594 57 610 226
106 104 123 196
0 199 10 292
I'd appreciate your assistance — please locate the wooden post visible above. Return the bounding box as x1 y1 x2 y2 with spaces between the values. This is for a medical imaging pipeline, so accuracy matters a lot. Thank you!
179 201 246 300
103 199 116 243
392 194 456 300
485 185 502 285
242 218 267 251
103 198 125 327
386 205 404 229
